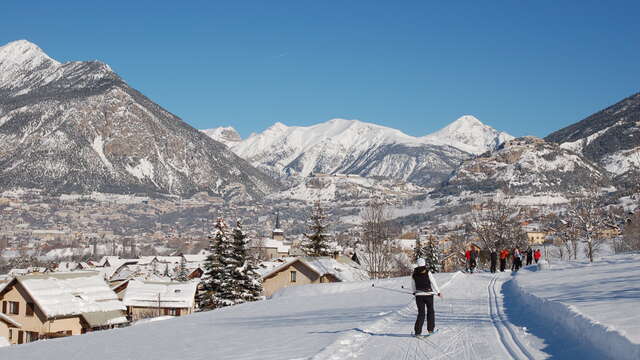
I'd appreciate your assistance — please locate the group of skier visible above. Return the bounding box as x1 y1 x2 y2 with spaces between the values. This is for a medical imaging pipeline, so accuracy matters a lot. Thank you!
465 246 542 274
494 247 542 273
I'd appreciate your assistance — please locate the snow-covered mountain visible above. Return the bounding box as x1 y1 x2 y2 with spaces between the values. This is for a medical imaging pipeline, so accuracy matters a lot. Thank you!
545 92 640 177
203 117 511 187
423 115 514 155
0 40 277 199
434 136 610 196
200 126 242 148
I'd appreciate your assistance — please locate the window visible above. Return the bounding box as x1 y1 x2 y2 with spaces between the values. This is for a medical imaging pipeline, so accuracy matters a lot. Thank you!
290 271 297 283
25 331 39 343
8 301 19 315
26 302 35 316
164 308 180 316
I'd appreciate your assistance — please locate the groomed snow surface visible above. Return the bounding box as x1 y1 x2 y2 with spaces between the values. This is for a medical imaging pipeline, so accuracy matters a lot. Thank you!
2 254 639 359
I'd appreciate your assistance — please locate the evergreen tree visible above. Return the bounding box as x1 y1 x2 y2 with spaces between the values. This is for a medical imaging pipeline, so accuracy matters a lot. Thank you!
422 237 442 273
197 218 263 310
301 201 332 256
175 256 189 282
231 220 263 302
214 218 240 307
197 218 228 310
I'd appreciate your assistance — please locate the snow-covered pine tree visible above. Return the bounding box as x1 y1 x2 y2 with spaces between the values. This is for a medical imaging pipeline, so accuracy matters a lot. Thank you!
301 201 332 256
231 220 263 302
422 237 442 273
214 218 242 308
197 218 232 310
175 256 189 282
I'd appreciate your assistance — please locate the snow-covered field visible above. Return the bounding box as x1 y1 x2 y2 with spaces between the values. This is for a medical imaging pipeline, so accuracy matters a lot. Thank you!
2 254 638 359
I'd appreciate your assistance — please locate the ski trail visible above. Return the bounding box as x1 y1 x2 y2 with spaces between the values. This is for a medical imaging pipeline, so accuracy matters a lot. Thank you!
487 275 535 360
316 272 544 360
310 272 461 360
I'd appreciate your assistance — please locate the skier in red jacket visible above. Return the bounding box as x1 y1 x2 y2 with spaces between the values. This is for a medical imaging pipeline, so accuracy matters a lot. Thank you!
465 249 471 272
534 249 542 263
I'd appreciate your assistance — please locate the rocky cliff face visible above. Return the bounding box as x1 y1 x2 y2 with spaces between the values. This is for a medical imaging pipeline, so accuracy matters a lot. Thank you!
434 136 610 196
0 40 277 199
545 92 640 176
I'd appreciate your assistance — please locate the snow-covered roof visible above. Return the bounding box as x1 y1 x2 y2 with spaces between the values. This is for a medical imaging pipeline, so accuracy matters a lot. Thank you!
182 254 207 263
97 256 121 267
55 261 80 272
8 267 47 276
251 238 290 253
261 256 368 282
0 312 21 328
154 256 182 264
14 271 126 319
122 280 198 309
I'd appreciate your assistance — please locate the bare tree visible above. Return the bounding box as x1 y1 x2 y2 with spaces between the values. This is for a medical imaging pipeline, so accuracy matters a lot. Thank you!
565 193 617 262
619 210 640 252
360 200 395 279
546 212 580 260
468 198 527 251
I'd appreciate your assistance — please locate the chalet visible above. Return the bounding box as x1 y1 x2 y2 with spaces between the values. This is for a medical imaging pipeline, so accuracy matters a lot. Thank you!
259 256 369 297
0 272 127 345
0 313 20 346
122 280 198 321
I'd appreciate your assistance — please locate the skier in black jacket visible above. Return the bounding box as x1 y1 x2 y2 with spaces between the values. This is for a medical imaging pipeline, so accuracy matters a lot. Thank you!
411 258 441 337
526 247 533 266
490 249 497 273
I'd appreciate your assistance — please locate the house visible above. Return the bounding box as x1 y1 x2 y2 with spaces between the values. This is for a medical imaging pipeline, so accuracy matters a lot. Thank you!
526 231 547 245
0 313 20 346
259 256 369 297
0 272 128 345
122 280 198 321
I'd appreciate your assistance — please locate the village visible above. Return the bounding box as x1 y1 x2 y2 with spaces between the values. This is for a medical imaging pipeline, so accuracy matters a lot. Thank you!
2 192 636 347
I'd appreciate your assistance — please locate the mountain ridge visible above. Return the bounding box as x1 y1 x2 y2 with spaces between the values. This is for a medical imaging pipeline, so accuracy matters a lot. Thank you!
202 116 513 187
0 40 278 199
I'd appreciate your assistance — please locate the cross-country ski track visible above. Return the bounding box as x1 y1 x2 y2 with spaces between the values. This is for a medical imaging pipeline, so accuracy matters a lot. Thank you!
313 272 545 360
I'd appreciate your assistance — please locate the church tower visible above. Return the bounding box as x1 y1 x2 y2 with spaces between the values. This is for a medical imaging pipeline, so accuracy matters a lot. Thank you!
272 211 284 242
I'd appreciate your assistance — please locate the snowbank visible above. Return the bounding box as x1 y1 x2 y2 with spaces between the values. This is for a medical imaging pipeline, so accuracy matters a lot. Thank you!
510 254 640 360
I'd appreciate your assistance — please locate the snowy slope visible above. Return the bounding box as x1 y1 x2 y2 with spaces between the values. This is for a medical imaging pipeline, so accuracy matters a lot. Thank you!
0 40 277 199
200 126 242 148
435 136 610 196
546 92 640 176
204 116 511 187
424 115 514 155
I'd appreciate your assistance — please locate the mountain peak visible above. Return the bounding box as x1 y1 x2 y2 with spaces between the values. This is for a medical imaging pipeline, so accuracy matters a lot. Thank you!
442 115 484 131
0 39 58 66
424 115 513 154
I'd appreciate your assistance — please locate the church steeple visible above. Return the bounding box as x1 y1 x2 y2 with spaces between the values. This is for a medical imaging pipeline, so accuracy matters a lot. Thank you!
272 210 284 241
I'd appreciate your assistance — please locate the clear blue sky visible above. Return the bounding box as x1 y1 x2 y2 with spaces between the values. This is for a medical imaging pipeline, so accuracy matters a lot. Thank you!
1 1 639 138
